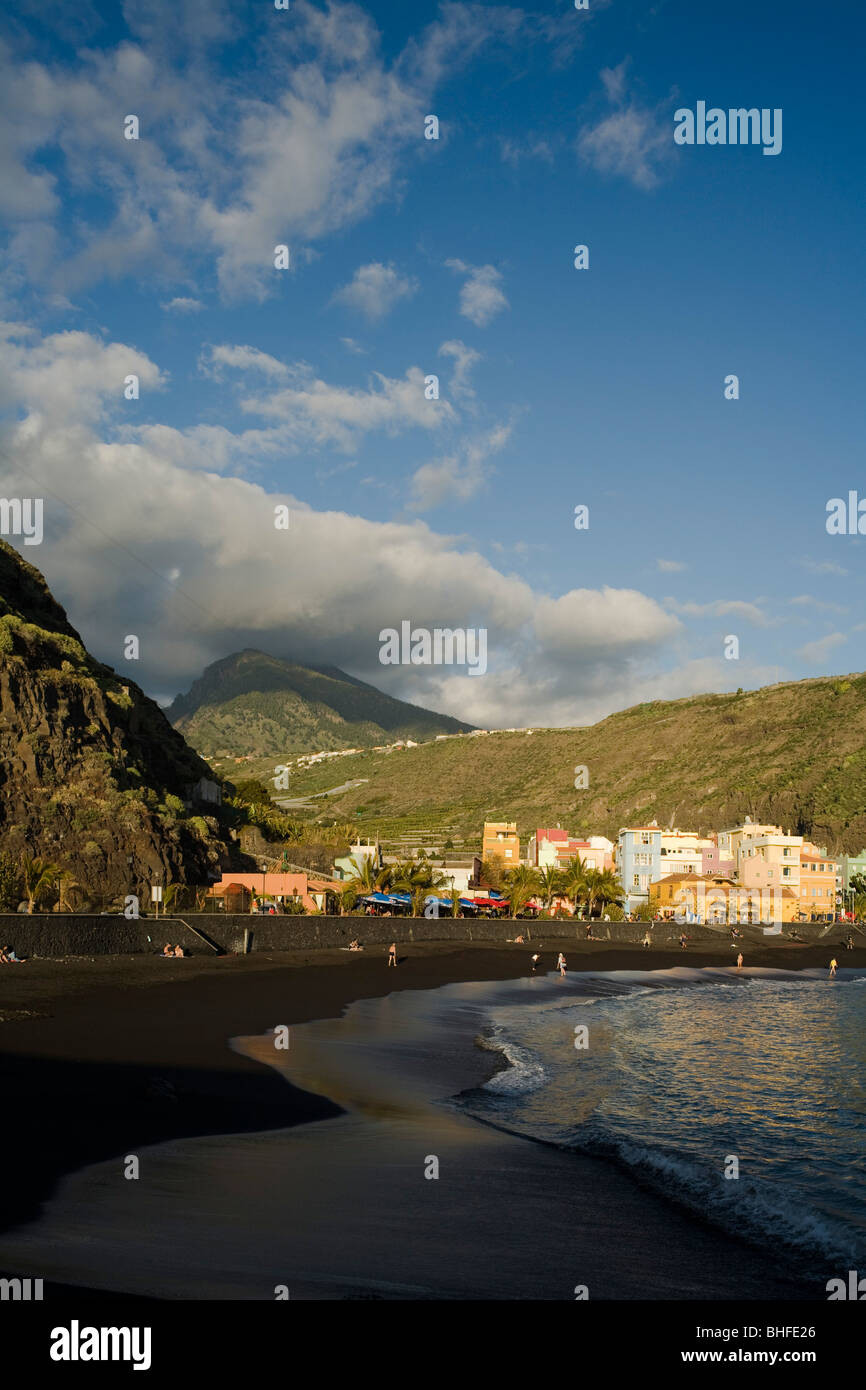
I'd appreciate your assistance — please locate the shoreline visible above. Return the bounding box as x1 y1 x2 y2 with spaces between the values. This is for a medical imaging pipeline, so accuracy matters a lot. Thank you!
1 937 857 1298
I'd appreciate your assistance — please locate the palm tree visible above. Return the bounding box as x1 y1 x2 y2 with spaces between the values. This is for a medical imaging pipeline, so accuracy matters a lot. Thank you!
162 882 183 914
503 864 541 917
340 854 390 911
582 867 605 920
537 865 564 913
56 870 79 914
21 855 60 913
561 855 587 918
594 868 624 917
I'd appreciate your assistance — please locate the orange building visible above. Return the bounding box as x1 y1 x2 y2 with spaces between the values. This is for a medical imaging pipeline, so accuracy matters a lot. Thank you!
211 871 339 912
798 853 838 921
482 821 520 866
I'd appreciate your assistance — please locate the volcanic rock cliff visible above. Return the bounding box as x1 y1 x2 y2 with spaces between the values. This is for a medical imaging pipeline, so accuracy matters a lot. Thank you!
0 540 239 899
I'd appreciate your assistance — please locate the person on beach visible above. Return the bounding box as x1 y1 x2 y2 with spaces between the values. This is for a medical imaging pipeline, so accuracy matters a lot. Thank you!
173 944 185 957
162 943 173 956
736 952 744 970
679 934 688 950
388 942 397 968
0 946 24 963
530 952 540 972
557 952 567 977
642 931 652 949
829 957 838 978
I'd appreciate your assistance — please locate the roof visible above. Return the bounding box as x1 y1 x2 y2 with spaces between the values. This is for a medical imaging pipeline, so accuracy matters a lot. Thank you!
800 854 838 865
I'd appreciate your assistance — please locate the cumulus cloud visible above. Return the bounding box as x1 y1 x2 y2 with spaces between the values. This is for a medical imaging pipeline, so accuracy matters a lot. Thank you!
0 2 543 302
331 262 417 320
446 259 509 327
0 324 691 728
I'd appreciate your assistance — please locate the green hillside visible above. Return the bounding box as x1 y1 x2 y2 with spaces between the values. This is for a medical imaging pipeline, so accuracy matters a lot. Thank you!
229 673 866 854
169 649 475 758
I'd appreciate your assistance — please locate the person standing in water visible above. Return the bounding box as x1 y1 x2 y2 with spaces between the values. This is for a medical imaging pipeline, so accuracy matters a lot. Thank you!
387 942 397 968
530 952 541 972
642 930 652 949
736 952 744 970
557 952 567 977
829 957 838 978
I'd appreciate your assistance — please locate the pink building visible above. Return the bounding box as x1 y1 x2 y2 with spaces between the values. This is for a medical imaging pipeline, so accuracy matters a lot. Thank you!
701 847 735 877
528 829 613 872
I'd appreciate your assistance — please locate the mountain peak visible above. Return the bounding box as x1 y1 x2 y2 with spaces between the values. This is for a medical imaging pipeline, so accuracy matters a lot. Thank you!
169 649 475 758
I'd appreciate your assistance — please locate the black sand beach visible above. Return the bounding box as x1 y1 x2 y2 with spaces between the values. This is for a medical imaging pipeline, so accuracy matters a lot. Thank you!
0 937 858 1299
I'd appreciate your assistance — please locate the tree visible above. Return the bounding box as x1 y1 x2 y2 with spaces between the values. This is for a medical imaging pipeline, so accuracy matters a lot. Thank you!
849 873 866 898
503 864 541 917
339 854 391 911
593 868 624 917
537 865 564 912
479 857 504 891
561 856 587 917
20 855 60 913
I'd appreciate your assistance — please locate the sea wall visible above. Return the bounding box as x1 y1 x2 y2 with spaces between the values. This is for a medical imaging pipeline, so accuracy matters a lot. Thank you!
0 913 845 958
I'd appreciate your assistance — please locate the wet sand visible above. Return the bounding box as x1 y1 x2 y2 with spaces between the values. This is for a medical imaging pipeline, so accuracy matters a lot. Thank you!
0 937 856 1299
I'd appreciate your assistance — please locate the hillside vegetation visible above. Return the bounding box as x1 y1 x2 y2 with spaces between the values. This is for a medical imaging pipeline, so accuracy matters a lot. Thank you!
232 675 866 853
0 540 237 895
169 649 474 757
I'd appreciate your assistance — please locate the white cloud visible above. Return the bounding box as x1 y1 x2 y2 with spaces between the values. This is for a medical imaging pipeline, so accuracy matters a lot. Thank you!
578 61 671 191
162 297 203 313
0 324 693 729
789 595 847 614
201 344 289 380
238 363 455 451
331 262 417 320
796 632 847 665
409 422 511 510
0 3 539 303
665 598 773 628
656 558 686 573
446 259 509 327
800 557 848 576
438 339 481 400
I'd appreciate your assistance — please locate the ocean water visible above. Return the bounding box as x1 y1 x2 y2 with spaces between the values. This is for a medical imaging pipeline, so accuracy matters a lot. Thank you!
451 966 866 1276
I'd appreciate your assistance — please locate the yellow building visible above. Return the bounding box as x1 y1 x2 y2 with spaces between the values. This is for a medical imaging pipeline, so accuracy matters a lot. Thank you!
483 821 520 866
650 872 798 923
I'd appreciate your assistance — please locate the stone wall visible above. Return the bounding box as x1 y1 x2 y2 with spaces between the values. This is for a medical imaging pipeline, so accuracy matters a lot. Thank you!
0 913 845 958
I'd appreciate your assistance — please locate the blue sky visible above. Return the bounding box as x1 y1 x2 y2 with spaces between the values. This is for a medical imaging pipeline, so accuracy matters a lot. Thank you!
0 0 863 727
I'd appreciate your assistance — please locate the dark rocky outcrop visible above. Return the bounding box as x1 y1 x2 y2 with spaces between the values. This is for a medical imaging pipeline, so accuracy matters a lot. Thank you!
0 541 243 897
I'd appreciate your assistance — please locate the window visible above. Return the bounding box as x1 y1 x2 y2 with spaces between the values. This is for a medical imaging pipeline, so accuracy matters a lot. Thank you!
505 849 513 858
768 870 774 878
633 875 641 888
783 867 791 877
783 847 790 857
